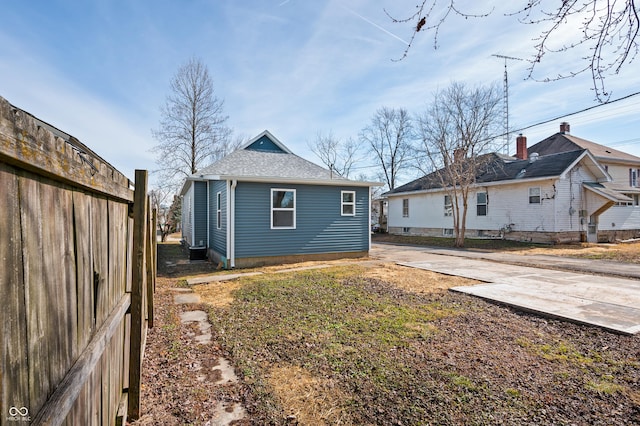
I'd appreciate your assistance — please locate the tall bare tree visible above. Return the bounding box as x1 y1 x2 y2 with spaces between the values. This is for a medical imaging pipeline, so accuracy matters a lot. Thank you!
360 107 414 190
387 1 639 101
308 131 360 178
152 57 230 190
416 82 502 247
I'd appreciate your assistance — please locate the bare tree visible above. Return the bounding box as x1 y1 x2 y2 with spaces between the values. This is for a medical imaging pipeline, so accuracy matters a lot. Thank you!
387 1 639 101
360 107 414 190
416 82 502 247
152 57 230 190
308 131 360 178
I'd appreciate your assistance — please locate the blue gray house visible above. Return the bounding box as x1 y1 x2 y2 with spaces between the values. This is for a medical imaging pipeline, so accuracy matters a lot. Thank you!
180 130 381 268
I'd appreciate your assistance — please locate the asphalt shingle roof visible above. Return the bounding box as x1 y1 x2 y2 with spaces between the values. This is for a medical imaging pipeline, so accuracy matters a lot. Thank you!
386 150 586 195
528 133 640 164
197 147 349 182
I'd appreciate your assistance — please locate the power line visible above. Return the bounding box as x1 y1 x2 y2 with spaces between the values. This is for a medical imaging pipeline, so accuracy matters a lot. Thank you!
349 91 640 173
512 91 640 135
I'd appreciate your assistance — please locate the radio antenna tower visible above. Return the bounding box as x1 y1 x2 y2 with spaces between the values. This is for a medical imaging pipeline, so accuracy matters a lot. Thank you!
492 54 523 154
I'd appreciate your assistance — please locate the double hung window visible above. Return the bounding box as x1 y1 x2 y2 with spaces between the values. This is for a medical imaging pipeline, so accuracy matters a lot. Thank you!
271 189 296 229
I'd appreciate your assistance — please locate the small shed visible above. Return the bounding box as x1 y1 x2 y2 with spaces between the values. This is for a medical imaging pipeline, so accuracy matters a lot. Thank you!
180 130 381 268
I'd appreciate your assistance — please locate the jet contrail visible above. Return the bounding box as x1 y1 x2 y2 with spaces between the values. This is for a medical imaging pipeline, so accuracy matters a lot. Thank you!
340 4 409 46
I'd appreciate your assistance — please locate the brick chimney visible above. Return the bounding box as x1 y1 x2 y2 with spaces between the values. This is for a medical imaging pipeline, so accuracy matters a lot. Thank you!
516 134 527 160
560 122 570 134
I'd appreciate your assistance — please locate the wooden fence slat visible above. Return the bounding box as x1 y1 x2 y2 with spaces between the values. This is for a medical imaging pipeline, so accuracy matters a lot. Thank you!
30 293 131 425
72 190 95 352
128 169 148 421
0 163 29 420
42 182 77 376
19 174 52 413
91 196 109 326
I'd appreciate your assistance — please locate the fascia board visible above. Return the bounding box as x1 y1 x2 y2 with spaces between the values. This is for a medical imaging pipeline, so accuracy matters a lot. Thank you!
385 175 560 198
199 174 382 187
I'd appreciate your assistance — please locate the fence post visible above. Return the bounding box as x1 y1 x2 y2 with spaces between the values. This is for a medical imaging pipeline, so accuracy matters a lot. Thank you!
128 169 148 420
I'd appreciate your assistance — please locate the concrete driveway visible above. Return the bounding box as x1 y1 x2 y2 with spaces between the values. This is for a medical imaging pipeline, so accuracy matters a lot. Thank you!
370 243 640 335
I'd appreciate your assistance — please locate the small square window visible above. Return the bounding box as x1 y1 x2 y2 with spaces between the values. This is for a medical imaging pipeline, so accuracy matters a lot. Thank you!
529 187 541 204
476 192 487 216
341 191 355 216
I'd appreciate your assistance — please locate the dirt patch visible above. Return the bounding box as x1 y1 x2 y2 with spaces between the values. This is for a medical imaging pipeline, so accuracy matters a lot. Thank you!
267 364 350 425
373 233 640 263
362 263 478 293
514 242 640 263
193 281 243 307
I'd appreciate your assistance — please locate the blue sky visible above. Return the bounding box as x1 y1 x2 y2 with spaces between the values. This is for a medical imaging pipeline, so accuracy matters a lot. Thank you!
2 1 639 186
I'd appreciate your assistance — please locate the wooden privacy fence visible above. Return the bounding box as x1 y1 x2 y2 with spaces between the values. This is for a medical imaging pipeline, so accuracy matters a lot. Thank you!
0 96 155 425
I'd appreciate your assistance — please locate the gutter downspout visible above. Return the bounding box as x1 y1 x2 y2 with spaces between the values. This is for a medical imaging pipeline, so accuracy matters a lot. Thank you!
228 179 237 268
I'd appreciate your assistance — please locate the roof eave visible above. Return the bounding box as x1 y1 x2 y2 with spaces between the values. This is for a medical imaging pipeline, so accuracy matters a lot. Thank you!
198 174 382 187
386 175 561 197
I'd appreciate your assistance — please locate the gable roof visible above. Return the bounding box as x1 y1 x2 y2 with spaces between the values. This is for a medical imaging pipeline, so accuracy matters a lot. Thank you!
385 149 607 196
528 132 640 165
188 130 379 188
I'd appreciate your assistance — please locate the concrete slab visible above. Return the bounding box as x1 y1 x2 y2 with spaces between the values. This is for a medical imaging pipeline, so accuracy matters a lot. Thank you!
187 271 263 285
174 292 201 304
179 310 212 344
385 248 640 335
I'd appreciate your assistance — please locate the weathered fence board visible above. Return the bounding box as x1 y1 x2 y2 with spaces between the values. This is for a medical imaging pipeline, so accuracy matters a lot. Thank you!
1 95 153 425
0 163 29 421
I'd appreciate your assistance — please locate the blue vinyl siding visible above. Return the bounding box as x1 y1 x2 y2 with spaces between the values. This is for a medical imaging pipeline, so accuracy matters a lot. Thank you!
234 183 369 258
246 135 285 153
193 181 208 247
209 180 227 256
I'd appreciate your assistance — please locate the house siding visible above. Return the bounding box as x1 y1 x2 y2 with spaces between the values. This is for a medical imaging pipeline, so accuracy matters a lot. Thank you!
193 181 208 247
234 182 369 258
208 180 227 256
246 135 284 153
387 179 561 234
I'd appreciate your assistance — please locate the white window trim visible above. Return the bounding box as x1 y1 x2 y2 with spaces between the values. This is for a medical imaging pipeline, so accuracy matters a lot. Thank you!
341 190 356 216
271 188 296 229
444 194 452 216
216 191 222 229
402 198 409 217
477 192 487 216
529 187 541 204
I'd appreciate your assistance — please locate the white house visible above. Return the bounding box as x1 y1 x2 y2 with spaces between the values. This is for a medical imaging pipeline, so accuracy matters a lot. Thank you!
384 123 640 243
